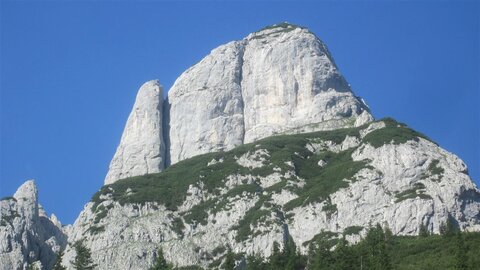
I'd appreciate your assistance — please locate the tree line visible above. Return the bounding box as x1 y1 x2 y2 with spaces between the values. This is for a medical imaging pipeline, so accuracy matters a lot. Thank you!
46 219 476 270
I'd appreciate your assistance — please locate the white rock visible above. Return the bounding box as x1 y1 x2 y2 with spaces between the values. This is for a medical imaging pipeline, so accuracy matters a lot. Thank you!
242 27 372 143
167 41 246 165
105 80 166 184
0 180 67 270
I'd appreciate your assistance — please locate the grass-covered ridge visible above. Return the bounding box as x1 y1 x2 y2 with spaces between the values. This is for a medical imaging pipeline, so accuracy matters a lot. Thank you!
90 118 435 222
363 117 434 147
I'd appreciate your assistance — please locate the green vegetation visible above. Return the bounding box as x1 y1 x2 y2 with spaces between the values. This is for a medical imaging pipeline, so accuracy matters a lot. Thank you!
395 182 432 203
363 118 434 147
87 225 105 235
343 226 364 236
422 159 445 182
52 250 66 270
284 148 369 211
150 248 173 270
90 118 437 242
234 197 271 241
245 227 480 270
71 240 97 270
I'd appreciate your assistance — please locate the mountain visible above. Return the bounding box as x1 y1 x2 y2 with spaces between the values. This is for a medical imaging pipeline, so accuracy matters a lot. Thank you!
0 181 67 269
105 23 373 185
1 23 479 269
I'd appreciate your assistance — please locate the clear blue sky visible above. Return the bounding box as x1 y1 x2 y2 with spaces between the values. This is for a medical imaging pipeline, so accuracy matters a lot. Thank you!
1 1 479 224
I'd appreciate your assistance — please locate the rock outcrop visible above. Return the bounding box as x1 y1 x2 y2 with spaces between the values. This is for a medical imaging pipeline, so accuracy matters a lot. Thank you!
241 25 371 143
167 23 372 164
105 80 166 185
67 119 480 269
0 180 67 269
107 23 373 183
167 41 246 165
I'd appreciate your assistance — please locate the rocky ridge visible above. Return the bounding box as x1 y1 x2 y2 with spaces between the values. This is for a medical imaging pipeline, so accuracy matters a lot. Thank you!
0 181 67 269
107 23 373 184
63 119 480 269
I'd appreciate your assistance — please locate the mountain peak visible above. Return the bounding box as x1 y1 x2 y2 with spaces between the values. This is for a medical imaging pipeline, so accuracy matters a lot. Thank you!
13 179 38 202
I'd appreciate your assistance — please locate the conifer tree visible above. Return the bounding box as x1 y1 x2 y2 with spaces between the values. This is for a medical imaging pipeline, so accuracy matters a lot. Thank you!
364 224 391 270
308 235 333 270
150 248 171 270
332 237 356 270
224 247 235 270
268 241 283 270
52 250 67 270
71 240 97 270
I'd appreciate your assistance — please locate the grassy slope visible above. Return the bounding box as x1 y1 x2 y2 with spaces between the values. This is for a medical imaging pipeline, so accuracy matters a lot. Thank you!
90 118 435 229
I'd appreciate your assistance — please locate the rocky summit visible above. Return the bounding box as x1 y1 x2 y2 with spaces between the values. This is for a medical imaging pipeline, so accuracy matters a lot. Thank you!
1 23 479 270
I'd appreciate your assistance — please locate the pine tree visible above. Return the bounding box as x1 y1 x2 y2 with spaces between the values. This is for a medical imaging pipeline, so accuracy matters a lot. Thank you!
332 237 356 270
455 232 468 270
150 248 171 270
308 236 333 270
71 240 97 270
285 236 306 270
364 224 391 270
52 250 67 270
268 241 283 270
224 247 235 270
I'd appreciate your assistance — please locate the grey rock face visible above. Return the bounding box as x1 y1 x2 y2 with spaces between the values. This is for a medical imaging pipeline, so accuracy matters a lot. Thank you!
241 26 370 143
167 41 246 164
105 80 166 184
106 23 373 179
0 180 67 270
166 23 372 164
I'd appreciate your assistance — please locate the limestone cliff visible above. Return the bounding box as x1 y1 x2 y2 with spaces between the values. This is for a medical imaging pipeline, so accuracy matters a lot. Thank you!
0 180 67 269
106 23 373 184
105 80 166 185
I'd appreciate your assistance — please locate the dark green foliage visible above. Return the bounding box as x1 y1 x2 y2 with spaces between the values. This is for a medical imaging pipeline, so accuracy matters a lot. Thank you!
52 250 67 270
421 159 444 181
343 226 364 236
363 117 434 147
268 242 284 270
211 246 226 257
171 217 185 236
173 267 203 270
419 223 429 237
264 238 306 270
428 159 444 176
87 225 105 235
234 197 270 241
223 247 235 270
150 248 172 270
307 233 334 270
440 215 459 237
333 237 357 270
362 224 392 270
246 254 265 270
455 233 468 270
395 182 432 203
284 148 369 211
388 232 480 269
71 241 97 270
